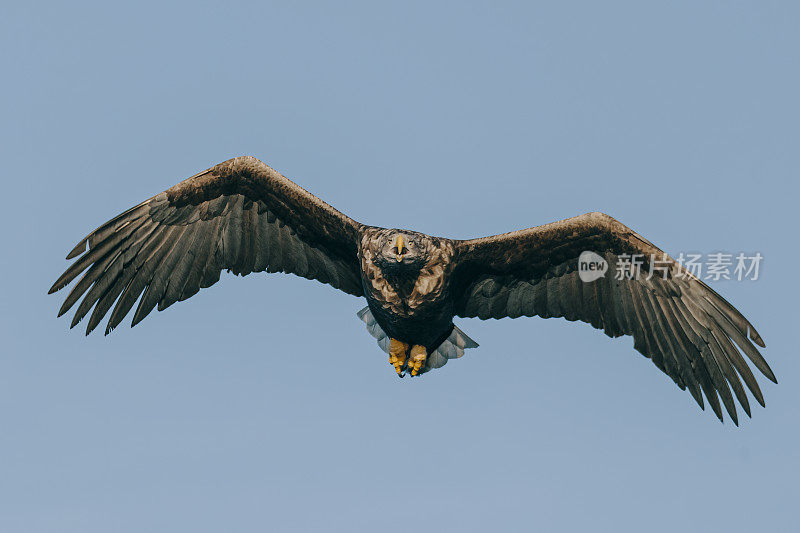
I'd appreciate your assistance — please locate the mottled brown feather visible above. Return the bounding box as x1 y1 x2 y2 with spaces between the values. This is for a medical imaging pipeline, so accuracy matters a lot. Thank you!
50 156 364 334
453 212 772 423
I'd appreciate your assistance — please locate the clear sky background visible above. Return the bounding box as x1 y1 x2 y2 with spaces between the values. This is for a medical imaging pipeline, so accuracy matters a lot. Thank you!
1 2 798 532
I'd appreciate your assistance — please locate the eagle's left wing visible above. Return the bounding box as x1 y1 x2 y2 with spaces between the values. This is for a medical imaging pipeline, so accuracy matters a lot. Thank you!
50 156 364 335
451 212 774 424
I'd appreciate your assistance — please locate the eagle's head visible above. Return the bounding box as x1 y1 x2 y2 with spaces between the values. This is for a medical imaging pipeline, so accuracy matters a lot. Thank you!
373 231 429 274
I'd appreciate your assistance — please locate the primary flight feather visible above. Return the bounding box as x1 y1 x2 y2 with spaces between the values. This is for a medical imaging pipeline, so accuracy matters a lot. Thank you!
50 156 775 424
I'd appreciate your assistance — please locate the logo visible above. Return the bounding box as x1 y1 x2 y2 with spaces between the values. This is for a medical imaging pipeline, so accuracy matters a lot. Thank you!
578 251 608 282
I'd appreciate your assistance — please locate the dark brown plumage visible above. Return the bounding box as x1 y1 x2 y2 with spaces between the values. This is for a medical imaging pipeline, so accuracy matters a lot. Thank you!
50 156 775 424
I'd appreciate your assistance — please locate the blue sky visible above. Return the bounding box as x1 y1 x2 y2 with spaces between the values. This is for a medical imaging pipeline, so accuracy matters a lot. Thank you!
2 2 798 531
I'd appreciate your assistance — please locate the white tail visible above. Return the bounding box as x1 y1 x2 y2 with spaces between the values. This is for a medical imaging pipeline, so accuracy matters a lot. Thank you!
357 306 478 374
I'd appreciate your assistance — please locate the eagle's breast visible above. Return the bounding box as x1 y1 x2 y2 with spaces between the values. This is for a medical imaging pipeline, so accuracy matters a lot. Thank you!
358 228 457 344
406 242 453 309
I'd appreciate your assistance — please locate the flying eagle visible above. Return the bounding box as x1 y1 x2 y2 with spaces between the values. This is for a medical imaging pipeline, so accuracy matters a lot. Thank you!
50 156 775 424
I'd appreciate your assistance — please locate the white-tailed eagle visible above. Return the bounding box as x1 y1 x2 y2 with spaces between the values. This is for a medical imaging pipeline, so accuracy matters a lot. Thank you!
50 156 775 424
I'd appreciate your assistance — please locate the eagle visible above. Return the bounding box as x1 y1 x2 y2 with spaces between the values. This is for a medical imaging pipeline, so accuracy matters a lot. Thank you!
50 156 775 424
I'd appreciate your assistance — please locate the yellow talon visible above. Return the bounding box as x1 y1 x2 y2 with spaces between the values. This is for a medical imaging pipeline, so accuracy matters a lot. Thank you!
408 345 427 377
389 338 409 375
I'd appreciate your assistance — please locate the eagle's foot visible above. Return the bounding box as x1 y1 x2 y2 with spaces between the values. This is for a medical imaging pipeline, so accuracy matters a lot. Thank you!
389 338 409 376
408 345 427 376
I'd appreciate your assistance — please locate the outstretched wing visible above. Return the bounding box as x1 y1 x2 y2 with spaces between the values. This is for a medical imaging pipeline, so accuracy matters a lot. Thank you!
50 156 364 335
452 212 774 424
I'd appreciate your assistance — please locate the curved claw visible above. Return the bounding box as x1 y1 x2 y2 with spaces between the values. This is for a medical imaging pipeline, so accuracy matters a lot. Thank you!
389 338 409 376
408 345 427 377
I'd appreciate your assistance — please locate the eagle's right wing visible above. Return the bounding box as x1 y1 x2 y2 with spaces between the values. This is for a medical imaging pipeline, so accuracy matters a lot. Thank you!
50 156 364 335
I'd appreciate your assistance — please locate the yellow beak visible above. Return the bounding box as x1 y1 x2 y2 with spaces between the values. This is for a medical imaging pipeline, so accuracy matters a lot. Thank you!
395 235 405 262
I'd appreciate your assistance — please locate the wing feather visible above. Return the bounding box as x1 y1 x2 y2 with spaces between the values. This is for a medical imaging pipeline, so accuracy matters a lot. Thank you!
453 212 774 423
51 156 364 334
